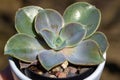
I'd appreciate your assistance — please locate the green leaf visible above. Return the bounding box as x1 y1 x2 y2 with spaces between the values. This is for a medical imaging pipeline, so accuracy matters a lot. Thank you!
41 29 66 50
64 40 104 65
38 50 66 71
53 36 66 50
88 32 109 54
60 23 86 47
35 9 64 34
15 6 43 37
41 29 56 49
63 2 101 38
4 34 43 62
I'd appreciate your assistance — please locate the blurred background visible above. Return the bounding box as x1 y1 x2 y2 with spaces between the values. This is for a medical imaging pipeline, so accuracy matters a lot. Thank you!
0 0 120 80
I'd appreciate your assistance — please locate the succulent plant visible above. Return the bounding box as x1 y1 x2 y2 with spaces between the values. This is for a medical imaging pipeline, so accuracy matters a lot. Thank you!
4 2 109 71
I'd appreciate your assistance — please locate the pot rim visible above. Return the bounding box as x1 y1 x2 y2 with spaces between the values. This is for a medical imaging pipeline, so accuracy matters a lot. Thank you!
84 53 106 80
9 53 106 80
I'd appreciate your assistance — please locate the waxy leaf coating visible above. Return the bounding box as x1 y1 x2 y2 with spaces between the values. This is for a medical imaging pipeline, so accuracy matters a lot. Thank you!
4 2 109 71
38 50 66 71
63 2 101 38
41 29 66 50
35 9 64 34
60 23 86 47
64 40 104 65
4 34 43 62
15 6 43 37
88 32 109 54
41 29 56 49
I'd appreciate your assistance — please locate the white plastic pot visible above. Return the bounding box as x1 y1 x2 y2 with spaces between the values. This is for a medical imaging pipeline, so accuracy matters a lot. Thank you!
9 53 106 80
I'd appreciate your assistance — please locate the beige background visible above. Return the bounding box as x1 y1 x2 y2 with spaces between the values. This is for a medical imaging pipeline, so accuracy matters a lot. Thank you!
0 0 120 80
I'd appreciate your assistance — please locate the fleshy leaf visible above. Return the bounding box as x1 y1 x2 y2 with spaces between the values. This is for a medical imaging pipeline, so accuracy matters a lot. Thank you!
15 6 43 37
41 29 56 49
35 9 64 34
38 50 66 71
4 34 43 62
63 40 104 65
41 29 66 50
53 36 66 50
60 23 86 47
63 2 101 38
56 40 66 50
88 32 109 54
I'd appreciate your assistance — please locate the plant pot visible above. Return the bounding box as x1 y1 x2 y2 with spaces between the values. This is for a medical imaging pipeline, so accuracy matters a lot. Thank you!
9 53 106 80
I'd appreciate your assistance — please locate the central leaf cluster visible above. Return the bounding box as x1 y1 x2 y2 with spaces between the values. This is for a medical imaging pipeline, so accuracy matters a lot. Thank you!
54 37 63 48
4 2 109 71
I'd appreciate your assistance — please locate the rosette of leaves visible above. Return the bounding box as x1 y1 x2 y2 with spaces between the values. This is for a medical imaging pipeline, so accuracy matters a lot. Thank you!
4 2 109 71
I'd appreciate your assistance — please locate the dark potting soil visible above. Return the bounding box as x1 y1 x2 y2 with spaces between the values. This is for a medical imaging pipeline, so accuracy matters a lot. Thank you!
19 60 97 80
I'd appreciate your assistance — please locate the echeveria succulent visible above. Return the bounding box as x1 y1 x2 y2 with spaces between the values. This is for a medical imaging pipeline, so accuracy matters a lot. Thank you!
4 2 109 71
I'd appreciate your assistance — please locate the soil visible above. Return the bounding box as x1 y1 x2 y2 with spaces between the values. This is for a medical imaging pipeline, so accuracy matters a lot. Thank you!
19 60 97 79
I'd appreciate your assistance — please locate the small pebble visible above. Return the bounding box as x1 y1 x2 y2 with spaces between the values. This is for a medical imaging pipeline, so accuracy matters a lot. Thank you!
49 75 57 78
58 72 67 78
52 66 63 72
64 68 69 74
43 72 50 77
68 66 77 74
61 61 68 69
55 71 61 77
79 68 90 74
37 71 43 75
67 72 76 77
